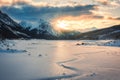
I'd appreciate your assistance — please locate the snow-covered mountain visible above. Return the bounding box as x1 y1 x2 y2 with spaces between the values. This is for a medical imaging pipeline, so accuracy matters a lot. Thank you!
0 10 56 39
0 11 20 28
36 19 56 35
19 19 57 39
19 21 31 29
0 10 30 39
75 25 120 40
0 10 119 40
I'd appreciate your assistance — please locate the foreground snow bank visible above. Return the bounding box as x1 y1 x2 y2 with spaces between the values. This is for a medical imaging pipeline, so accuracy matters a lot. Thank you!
76 40 120 47
0 40 11 50
0 40 120 80
0 39 119 54
0 40 27 53
104 40 120 47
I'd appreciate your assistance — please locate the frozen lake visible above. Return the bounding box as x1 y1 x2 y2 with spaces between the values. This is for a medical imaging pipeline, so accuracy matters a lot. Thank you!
0 40 120 80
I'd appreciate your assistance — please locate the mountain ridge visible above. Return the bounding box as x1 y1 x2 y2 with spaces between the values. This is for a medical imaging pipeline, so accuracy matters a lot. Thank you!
73 25 120 40
0 10 31 39
0 10 120 40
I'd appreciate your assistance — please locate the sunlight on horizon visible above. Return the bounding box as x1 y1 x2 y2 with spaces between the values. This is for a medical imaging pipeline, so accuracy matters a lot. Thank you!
51 15 120 32
56 20 69 30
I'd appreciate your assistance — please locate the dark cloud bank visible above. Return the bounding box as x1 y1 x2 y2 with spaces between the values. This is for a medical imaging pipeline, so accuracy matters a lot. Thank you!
0 3 96 22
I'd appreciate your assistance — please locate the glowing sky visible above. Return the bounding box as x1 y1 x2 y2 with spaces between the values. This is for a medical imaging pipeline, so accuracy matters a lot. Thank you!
0 0 120 32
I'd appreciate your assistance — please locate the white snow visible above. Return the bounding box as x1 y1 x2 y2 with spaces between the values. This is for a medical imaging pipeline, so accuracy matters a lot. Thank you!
76 40 120 47
15 31 30 38
0 40 120 80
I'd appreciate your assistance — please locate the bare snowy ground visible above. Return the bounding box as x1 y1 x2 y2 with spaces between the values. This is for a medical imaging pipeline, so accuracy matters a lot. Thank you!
0 40 120 80
76 40 120 47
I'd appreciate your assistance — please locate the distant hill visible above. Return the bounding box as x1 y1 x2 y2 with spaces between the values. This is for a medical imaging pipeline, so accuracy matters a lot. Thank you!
74 25 120 40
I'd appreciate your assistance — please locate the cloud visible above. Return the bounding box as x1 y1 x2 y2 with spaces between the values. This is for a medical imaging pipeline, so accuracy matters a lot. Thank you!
0 0 32 6
0 3 96 22
1 0 120 20
90 1 120 20
0 0 84 7
54 15 104 20
107 16 120 20
96 0 108 5
95 0 120 7
50 14 120 32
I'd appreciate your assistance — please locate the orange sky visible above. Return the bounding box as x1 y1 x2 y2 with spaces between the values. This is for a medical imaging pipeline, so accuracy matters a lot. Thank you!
51 15 120 32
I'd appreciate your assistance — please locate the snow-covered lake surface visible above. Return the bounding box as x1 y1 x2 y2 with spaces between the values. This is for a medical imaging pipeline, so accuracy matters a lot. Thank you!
0 40 120 80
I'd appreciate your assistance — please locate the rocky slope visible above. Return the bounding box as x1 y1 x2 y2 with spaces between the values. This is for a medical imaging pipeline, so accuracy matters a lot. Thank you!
74 25 120 40
0 10 30 39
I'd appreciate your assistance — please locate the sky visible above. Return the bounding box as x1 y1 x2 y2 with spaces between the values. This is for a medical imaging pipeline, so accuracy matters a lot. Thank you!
0 0 120 32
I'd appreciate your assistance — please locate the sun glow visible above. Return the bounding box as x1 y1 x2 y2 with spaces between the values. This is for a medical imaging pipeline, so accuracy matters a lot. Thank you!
51 20 70 32
51 15 120 32
56 21 69 29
